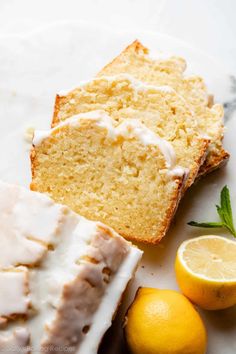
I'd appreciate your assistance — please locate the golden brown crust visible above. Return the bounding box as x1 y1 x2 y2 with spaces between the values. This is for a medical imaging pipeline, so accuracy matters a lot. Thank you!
100 40 148 76
30 149 36 189
52 94 61 127
197 148 230 178
30 145 41 192
183 138 209 193
207 94 214 108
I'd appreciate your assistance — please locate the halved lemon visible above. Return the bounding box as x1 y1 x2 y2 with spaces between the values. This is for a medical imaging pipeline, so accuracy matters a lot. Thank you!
175 235 236 310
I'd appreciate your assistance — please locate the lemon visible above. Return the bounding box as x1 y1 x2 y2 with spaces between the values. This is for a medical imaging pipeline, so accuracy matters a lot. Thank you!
124 288 207 354
175 235 236 310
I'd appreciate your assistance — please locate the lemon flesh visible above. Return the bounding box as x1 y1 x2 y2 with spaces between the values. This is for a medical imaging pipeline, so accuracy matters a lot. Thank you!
124 288 207 354
175 235 236 310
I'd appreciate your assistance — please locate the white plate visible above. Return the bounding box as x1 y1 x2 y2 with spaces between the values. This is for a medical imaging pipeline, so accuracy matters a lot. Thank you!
0 21 235 354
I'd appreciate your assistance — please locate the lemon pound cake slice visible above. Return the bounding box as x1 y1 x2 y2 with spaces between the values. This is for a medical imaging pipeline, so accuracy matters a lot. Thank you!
31 111 186 243
52 75 209 190
0 180 142 354
97 40 229 176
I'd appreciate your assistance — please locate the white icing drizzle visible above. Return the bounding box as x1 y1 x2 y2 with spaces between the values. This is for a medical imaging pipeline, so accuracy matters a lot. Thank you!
32 130 52 146
147 49 175 61
57 73 175 97
32 110 109 145
0 181 142 353
0 181 67 268
77 245 141 354
0 268 29 317
102 74 175 93
168 166 190 179
28 215 142 353
33 110 184 174
117 119 177 169
24 126 35 144
15 187 67 246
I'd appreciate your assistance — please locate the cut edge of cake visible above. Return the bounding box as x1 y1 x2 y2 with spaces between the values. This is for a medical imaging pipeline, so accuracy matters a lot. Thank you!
31 110 188 244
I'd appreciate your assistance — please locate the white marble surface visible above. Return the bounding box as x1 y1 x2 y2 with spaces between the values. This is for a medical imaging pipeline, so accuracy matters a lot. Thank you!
0 2 235 354
0 0 235 74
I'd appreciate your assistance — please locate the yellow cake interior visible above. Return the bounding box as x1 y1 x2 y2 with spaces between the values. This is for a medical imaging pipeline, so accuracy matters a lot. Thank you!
31 112 184 243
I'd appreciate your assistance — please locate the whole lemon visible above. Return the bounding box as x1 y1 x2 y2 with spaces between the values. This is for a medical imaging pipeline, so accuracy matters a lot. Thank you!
124 288 207 354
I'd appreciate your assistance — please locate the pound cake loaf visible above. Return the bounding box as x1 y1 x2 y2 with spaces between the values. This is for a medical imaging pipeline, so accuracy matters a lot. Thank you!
0 180 142 354
97 40 229 176
52 74 209 190
31 110 186 243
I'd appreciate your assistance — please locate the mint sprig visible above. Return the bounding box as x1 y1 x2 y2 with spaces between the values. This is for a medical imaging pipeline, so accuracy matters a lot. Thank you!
188 186 236 237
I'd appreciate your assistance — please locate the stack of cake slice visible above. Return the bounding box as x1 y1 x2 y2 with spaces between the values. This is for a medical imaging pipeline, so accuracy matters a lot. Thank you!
0 181 142 354
97 40 229 176
31 40 229 244
52 74 208 190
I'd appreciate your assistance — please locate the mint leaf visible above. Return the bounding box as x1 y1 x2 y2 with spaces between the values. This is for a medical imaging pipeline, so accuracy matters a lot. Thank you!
216 204 224 220
188 185 236 237
188 221 224 228
221 186 232 218
219 186 236 237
